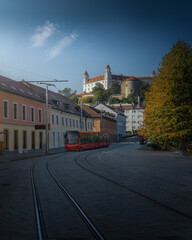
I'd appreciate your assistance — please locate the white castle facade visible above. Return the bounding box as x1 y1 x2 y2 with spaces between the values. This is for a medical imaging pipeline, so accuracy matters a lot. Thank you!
83 65 154 95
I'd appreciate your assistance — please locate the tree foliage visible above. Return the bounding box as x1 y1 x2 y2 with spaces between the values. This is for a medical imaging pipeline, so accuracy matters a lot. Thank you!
70 96 78 104
110 81 121 95
59 88 77 97
92 83 105 93
139 82 150 103
78 96 94 104
108 97 121 104
139 41 192 148
93 90 108 102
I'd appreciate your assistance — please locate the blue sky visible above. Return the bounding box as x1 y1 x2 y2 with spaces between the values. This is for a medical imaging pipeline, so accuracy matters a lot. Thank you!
0 0 192 93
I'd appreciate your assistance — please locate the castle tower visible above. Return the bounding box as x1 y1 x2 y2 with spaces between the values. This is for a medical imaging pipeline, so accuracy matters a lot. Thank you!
104 65 112 88
83 71 89 93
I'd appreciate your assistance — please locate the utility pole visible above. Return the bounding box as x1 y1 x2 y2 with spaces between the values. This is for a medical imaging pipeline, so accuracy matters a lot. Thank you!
131 103 134 135
27 80 68 154
100 108 103 133
80 101 83 131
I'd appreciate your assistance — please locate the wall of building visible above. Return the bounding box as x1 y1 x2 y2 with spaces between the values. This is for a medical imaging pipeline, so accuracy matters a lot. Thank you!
49 109 94 149
92 118 117 142
124 108 144 132
0 91 46 152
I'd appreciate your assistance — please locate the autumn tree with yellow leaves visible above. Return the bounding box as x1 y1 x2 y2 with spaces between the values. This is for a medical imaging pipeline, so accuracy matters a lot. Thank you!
140 41 192 150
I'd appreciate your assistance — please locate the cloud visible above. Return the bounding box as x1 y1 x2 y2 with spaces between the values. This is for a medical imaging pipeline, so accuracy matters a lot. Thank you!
47 33 78 59
30 21 57 47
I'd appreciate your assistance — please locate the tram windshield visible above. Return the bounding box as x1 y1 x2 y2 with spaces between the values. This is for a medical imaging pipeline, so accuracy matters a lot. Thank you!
66 131 78 144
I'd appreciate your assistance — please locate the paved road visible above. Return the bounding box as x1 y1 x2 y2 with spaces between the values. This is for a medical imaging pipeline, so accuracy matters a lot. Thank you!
0 137 192 239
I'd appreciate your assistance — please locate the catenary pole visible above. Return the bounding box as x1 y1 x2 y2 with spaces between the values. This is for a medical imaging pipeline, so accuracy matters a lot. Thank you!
27 80 68 154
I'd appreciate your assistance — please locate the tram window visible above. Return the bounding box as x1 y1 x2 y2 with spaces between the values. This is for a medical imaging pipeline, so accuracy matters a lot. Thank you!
67 132 78 144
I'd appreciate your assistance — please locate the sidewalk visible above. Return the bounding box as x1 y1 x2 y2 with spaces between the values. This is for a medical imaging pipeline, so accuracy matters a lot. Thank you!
0 148 65 163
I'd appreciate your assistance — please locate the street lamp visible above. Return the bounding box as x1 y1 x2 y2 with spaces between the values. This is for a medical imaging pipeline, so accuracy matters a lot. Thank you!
80 101 83 131
131 103 134 135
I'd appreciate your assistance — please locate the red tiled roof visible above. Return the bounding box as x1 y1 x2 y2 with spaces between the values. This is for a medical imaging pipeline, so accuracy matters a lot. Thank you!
123 76 138 82
84 71 88 75
106 65 110 69
88 75 104 83
120 105 133 110
82 105 101 118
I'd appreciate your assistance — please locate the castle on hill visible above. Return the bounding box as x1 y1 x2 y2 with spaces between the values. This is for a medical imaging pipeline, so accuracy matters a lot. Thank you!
83 65 155 97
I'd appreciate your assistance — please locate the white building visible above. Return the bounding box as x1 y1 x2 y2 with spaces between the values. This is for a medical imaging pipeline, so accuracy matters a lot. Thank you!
110 104 144 133
83 65 130 93
94 103 126 141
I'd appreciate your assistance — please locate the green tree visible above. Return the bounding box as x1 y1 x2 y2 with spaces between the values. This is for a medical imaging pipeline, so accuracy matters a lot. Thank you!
70 96 78 104
139 82 150 103
93 90 108 103
110 81 121 95
126 93 138 104
58 88 77 97
108 97 120 104
140 40 192 150
92 83 105 93
78 96 94 104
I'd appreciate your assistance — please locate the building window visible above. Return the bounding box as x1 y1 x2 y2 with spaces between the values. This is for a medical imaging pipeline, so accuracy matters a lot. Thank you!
38 108 42 123
73 119 75 128
76 119 79 128
13 103 18 120
22 105 27 121
69 119 72 127
88 122 90 129
3 100 9 119
66 118 68 126
56 115 59 125
57 132 60 147
52 114 54 124
31 107 35 122
62 117 64 126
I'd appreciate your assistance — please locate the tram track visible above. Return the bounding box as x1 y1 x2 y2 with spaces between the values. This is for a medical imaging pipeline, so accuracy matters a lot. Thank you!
74 152 192 222
30 154 105 240
30 159 47 240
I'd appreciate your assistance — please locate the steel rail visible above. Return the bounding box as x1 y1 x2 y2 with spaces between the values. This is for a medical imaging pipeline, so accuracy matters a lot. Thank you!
82 152 192 202
75 154 192 222
31 161 47 240
46 160 105 240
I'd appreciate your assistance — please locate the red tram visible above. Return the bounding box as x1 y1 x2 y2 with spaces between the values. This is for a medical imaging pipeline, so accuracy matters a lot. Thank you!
65 131 109 151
